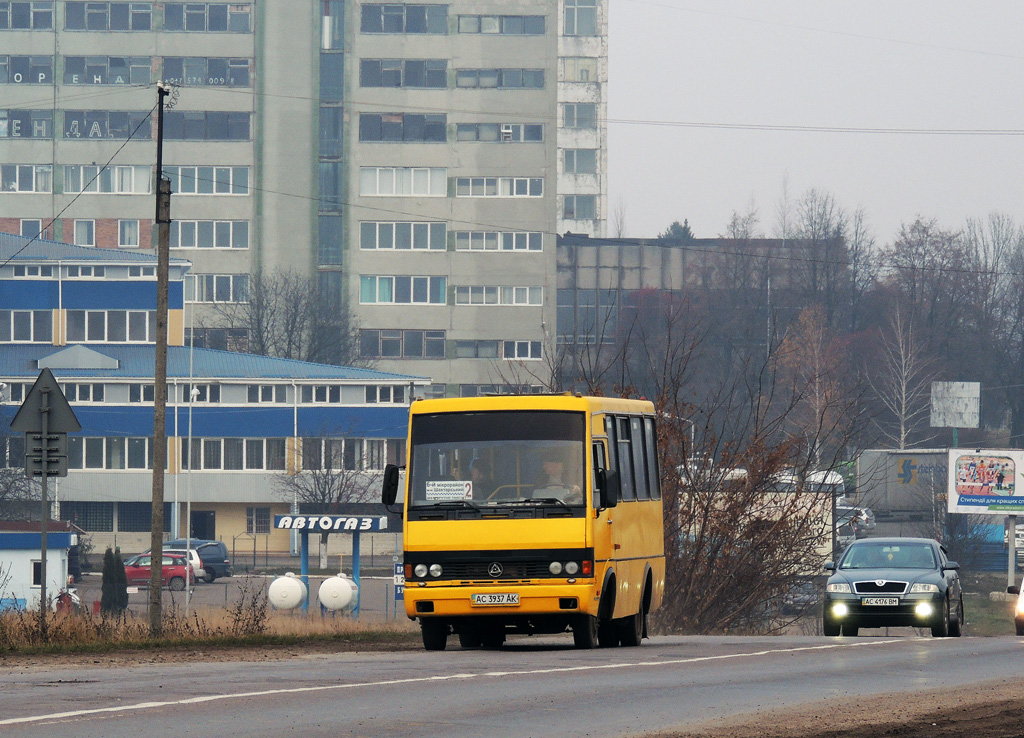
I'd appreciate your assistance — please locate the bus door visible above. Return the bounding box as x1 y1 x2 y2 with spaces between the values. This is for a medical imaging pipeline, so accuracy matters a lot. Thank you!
591 418 627 601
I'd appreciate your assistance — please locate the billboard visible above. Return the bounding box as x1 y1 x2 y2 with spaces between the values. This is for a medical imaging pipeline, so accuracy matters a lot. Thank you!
931 382 980 428
947 449 1024 514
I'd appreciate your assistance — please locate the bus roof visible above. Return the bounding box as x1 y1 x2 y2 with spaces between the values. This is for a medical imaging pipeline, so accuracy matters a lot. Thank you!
408 394 656 416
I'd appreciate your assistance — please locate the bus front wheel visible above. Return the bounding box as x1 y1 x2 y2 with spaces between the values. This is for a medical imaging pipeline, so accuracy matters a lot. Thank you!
421 619 449 651
573 614 599 649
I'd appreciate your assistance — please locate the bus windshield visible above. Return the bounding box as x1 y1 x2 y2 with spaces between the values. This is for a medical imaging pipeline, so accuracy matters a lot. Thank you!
409 410 586 508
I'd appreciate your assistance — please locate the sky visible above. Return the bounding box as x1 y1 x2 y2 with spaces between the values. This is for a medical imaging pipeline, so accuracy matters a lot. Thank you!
607 1 1024 244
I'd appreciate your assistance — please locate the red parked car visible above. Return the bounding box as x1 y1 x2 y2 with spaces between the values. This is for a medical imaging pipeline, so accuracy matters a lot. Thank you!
123 553 194 591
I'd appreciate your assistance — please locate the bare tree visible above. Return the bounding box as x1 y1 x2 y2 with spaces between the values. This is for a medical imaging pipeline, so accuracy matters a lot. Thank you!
611 197 628 238
868 307 935 449
0 468 39 521
213 269 367 367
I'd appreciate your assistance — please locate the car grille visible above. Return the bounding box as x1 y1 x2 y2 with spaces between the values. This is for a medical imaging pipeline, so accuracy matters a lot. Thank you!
853 580 908 595
441 561 554 580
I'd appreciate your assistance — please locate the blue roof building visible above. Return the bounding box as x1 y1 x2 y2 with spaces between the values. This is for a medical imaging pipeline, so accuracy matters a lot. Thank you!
1 234 425 555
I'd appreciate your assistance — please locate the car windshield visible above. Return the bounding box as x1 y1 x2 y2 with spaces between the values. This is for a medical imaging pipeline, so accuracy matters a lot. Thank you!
840 543 937 570
408 410 586 508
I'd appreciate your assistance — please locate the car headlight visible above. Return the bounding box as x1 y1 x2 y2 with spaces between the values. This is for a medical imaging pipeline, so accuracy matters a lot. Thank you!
909 583 939 593
826 583 851 593
1016 598 1024 616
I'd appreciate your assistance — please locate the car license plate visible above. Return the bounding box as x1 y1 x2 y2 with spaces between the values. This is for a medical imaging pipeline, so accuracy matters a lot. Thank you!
472 593 519 606
862 597 899 606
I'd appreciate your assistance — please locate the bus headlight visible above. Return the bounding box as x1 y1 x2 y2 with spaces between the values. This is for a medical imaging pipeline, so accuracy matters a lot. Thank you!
428 564 443 578
549 562 563 575
564 561 579 575
414 564 428 578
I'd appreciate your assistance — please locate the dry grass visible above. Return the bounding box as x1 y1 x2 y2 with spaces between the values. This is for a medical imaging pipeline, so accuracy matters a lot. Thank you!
0 579 419 657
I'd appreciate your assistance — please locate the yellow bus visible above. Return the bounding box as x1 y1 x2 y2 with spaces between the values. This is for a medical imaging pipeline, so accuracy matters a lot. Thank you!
381 393 665 650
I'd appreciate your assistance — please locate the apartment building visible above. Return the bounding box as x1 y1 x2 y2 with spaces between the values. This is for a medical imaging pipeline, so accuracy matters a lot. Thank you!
0 0 608 397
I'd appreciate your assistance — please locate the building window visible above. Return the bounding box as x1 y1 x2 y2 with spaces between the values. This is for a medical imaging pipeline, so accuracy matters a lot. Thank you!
0 55 52 83
185 274 249 303
63 56 151 85
453 286 542 306
358 167 446 197
246 384 288 403
365 385 406 404
63 110 151 139
359 58 447 88
0 309 52 343
358 113 446 142
185 327 248 351
455 123 543 142
180 383 220 403
19 218 43 238
65 265 105 278
73 219 95 247
564 149 598 174
563 194 597 220
64 164 151 194
182 438 282 470
1 164 51 192
454 340 499 359
118 502 172 532
563 102 597 129
0 2 54 30
127 264 155 277
63 383 105 402
360 3 446 34
246 506 271 534
563 57 598 82
454 231 542 251
64 2 152 31
454 177 542 198
170 220 249 249
163 2 250 32
360 329 445 359
564 0 597 36
163 111 250 140
161 56 250 86
0 109 53 138
455 68 544 89
360 276 446 305
118 219 139 247
359 221 446 250
129 383 154 402
457 15 545 34
164 165 249 195
503 340 542 360
66 309 154 343
60 501 114 532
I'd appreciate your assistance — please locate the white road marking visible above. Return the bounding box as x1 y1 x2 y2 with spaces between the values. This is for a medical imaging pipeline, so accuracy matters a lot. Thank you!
0 639 906 726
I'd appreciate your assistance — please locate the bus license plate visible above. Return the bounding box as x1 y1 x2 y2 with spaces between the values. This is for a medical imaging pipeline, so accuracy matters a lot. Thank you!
862 597 899 606
472 593 519 606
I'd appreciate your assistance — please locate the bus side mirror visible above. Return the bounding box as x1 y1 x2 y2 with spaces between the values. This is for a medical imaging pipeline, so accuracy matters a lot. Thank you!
597 469 619 509
382 464 401 506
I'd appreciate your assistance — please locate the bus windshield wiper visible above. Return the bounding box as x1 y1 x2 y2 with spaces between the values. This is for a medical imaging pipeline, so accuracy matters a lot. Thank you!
529 497 571 509
429 499 481 511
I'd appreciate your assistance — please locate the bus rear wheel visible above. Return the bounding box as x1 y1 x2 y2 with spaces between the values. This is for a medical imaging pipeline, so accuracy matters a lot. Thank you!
421 619 449 651
616 608 644 647
573 614 599 649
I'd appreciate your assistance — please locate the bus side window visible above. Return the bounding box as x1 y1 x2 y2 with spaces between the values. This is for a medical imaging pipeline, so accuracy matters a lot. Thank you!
617 417 636 501
592 441 606 506
644 416 660 499
631 416 649 500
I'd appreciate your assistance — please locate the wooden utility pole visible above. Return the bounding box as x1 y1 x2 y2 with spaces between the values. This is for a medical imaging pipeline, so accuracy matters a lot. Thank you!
150 83 172 636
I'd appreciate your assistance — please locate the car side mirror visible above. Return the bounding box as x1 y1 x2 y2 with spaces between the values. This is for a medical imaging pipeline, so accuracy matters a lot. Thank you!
382 464 401 506
1008 585 1020 595
824 561 835 571
596 468 619 509
943 561 960 571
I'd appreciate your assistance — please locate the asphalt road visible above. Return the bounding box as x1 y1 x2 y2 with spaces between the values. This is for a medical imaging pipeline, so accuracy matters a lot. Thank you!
4 635 1024 737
